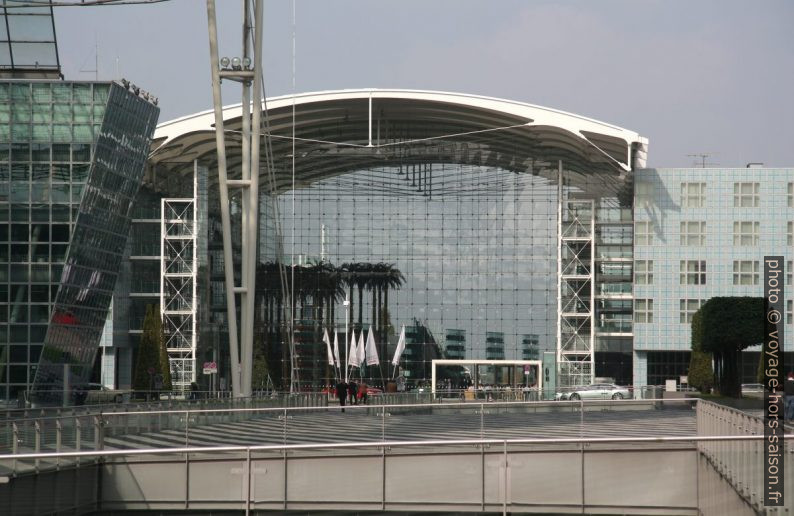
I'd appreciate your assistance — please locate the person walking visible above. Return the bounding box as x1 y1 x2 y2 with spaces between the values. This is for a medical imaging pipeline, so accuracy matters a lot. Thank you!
358 383 369 405
348 380 358 405
335 380 347 413
784 371 794 422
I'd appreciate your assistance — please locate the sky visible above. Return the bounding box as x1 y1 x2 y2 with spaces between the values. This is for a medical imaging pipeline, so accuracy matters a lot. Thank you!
53 0 794 168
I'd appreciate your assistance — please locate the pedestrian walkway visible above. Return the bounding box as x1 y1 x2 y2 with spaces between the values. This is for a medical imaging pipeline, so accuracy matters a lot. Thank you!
102 406 697 450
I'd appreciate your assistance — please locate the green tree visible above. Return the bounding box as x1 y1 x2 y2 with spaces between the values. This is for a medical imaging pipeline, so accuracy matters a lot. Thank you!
756 352 765 384
152 305 172 391
252 335 270 393
133 305 161 394
693 297 763 397
688 351 714 394
687 309 714 393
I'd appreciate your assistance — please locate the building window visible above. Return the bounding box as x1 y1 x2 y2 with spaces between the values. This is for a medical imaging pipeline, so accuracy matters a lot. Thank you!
634 260 653 285
788 300 793 325
635 181 653 207
646 351 691 387
733 221 759 246
680 260 706 285
789 221 793 246
680 182 706 208
634 299 653 323
789 183 793 208
210 281 225 306
635 221 653 245
680 299 705 324
788 260 792 286
733 182 759 207
732 260 759 285
680 221 706 246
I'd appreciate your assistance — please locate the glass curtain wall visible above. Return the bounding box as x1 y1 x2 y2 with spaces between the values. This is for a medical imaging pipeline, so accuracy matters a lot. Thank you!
259 164 558 390
0 81 159 404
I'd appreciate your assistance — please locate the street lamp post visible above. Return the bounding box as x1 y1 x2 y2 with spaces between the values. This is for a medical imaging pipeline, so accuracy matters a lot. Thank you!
344 297 350 383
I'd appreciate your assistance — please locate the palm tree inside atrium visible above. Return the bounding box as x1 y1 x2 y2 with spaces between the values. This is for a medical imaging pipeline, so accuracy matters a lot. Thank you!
256 260 404 389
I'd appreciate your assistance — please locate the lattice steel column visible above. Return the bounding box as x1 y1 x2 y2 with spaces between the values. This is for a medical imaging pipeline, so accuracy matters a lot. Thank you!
557 162 596 388
160 162 198 391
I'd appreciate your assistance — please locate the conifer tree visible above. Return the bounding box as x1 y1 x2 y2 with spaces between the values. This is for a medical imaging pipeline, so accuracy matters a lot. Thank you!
133 305 160 393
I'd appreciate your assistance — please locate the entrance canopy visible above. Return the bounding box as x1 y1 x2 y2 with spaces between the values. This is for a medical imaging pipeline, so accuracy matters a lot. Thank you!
148 89 647 198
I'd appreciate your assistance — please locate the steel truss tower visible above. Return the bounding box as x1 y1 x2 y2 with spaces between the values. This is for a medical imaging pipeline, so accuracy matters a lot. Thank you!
206 0 264 397
557 163 596 388
160 163 198 391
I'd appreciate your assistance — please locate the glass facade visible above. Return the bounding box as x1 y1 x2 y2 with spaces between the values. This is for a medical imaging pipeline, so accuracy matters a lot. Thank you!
633 168 794 388
257 166 558 389
444 328 466 360
0 4 60 76
0 80 158 403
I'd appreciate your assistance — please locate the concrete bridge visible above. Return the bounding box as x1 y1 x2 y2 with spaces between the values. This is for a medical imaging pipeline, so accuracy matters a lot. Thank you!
0 397 791 514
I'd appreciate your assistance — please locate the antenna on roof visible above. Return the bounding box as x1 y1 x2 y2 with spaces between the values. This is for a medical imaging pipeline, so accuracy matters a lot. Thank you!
79 35 99 80
686 153 717 168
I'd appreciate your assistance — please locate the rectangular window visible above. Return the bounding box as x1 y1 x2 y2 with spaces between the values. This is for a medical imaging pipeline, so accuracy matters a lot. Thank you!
732 260 759 285
733 221 759 246
635 182 653 207
680 221 706 246
634 299 653 323
634 260 653 285
733 182 759 207
789 221 793 246
789 183 793 208
680 182 706 208
635 221 653 246
680 299 705 324
679 260 706 285
788 300 793 325
788 260 792 286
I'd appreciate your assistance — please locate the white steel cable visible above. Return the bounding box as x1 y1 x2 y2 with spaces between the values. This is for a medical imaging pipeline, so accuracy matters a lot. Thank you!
289 0 298 392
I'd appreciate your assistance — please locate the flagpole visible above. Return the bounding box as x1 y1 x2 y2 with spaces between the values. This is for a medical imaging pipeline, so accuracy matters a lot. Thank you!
343 297 349 383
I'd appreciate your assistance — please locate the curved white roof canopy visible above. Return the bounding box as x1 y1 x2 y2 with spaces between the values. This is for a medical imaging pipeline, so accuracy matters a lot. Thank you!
148 89 648 198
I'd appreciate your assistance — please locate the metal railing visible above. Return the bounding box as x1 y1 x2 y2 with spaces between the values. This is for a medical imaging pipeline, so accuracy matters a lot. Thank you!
2 390 326 420
696 399 793 512
2 434 789 515
0 397 697 476
1 397 791 513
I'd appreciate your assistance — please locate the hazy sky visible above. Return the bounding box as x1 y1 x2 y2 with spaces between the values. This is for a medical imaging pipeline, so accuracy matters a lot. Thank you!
53 0 793 168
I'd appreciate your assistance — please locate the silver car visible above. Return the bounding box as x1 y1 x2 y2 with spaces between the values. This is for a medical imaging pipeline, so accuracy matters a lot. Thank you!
557 383 631 400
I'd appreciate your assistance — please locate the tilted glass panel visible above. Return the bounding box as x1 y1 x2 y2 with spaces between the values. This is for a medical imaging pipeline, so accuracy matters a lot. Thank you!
29 82 159 404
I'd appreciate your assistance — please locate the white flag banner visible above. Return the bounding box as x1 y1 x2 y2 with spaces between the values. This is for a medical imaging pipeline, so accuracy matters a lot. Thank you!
333 331 340 368
347 330 360 367
365 326 379 366
323 329 334 366
357 330 366 366
391 325 406 366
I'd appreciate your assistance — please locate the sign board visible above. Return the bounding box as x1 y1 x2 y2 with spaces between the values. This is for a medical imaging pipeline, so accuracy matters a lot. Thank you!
203 361 217 375
665 379 677 392
396 375 406 392
679 375 688 385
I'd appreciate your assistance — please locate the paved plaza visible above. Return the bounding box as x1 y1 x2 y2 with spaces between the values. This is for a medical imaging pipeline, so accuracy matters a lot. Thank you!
102 405 697 450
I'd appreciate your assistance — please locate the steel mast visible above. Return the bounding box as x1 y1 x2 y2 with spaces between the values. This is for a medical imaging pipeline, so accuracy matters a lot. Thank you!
206 0 264 397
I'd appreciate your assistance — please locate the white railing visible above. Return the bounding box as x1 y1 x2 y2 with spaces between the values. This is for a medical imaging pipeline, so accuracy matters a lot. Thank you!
697 399 793 513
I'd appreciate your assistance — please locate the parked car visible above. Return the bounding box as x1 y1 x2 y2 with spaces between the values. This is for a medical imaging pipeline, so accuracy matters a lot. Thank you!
741 383 764 395
556 383 631 401
74 383 128 405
